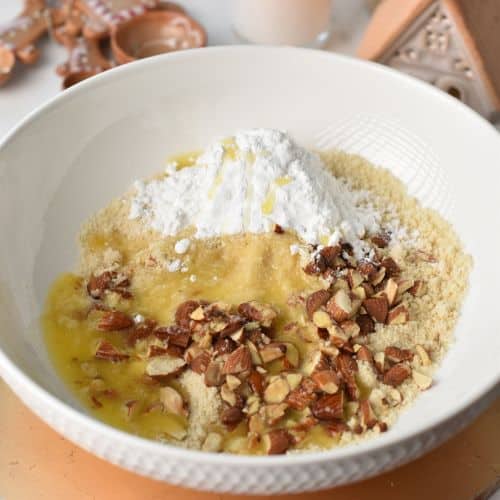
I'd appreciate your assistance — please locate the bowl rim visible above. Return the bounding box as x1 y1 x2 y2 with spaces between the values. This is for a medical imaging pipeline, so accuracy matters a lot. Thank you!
0 45 499 467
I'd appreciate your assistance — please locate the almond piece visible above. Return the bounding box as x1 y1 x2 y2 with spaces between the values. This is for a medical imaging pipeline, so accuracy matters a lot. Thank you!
387 304 409 325
146 355 186 377
302 350 330 376
311 391 345 420
358 261 378 280
385 346 414 363
264 377 290 404
415 345 431 366
371 232 390 248
263 402 288 425
221 406 244 426
412 370 432 390
223 345 252 374
248 370 264 395
190 306 205 321
356 345 374 365
190 351 211 374
384 278 399 306
246 341 262 365
285 373 303 390
204 361 225 387
245 394 261 416
370 267 386 286
221 384 237 406
320 245 342 267
326 289 353 323
248 413 265 434
225 374 242 391
159 386 187 417
340 320 360 338
238 301 277 327
97 311 134 331
347 269 364 289
259 343 286 363
356 314 375 335
263 429 292 455
312 310 333 328
286 379 317 410
337 353 359 399
202 432 223 452
283 343 300 369
360 399 377 429
175 300 200 328
363 296 388 323
409 280 426 297
396 279 415 299
352 286 367 300
306 290 331 318
383 363 411 387
312 370 339 394
381 257 400 277
95 340 129 362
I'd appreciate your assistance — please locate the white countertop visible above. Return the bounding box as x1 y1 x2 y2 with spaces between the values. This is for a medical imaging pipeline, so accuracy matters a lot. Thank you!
0 0 371 139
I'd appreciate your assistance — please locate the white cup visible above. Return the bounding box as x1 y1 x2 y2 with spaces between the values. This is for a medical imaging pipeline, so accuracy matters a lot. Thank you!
233 0 333 47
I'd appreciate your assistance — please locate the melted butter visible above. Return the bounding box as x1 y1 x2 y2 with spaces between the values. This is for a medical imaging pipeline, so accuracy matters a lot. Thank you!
43 231 331 452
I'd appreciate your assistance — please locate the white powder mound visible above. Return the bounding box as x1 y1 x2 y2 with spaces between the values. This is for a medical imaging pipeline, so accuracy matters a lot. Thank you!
130 129 381 257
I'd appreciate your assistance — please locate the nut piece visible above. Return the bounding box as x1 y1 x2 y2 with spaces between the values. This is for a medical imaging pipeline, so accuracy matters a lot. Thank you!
175 300 200 328
311 391 345 420
146 355 186 377
221 406 245 426
356 314 375 335
302 350 330 376
385 346 414 363
383 363 411 387
263 429 292 455
356 345 374 365
238 301 277 327
312 310 333 328
340 320 360 338
283 343 300 369
259 343 286 363
226 374 242 390
223 346 252 374
190 351 211 374
190 306 205 321
387 304 409 325
384 278 399 306
347 269 364 289
285 373 303 390
264 377 290 404
220 384 237 406
202 432 223 452
306 290 331 318
159 386 187 417
381 257 400 277
263 402 288 425
374 352 385 373
248 370 264 395
312 370 339 394
360 399 377 429
205 361 225 387
95 340 129 362
415 345 431 366
97 311 134 331
326 290 353 322
286 379 317 410
412 370 432 389
363 296 388 323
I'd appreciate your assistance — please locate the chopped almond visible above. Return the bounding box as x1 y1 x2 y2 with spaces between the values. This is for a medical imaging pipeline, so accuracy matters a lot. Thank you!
415 345 431 366
384 278 399 306
306 290 331 318
360 400 377 429
383 363 411 387
95 340 129 362
159 386 187 417
385 346 414 363
259 343 286 363
413 370 432 389
97 310 134 331
311 391 345 420
222 345 252 374
264 429 292 454
387 304 409 325
146 355 186 377
264 377 290 404
312 370 339 394
326 289 353 322
363 296 388 323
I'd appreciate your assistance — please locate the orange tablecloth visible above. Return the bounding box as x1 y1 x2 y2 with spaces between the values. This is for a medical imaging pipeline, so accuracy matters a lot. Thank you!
1 379 499 500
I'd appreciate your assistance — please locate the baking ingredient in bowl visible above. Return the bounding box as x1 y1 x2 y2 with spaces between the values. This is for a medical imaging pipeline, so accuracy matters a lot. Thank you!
129 129 380 258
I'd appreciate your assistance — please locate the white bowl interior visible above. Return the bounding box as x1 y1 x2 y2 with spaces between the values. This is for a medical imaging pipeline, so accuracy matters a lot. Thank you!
0 47 499 485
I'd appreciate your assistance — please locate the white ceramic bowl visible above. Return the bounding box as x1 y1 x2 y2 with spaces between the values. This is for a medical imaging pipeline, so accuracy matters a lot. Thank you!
0 47 499 494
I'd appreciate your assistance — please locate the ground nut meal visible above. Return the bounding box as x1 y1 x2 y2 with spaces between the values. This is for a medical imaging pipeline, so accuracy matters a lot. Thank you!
43 129 471 454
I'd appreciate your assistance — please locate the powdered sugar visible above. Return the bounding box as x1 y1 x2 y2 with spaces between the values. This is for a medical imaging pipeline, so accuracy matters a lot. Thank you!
130 129 382 258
